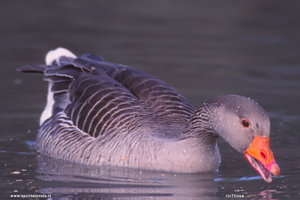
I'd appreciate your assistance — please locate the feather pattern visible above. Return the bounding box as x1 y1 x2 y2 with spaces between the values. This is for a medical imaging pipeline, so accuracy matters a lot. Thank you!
18 48 208 171
35 51 196 139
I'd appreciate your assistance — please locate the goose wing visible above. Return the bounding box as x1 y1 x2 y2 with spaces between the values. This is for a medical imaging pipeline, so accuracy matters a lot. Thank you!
18 49 195 138
73 55 196 127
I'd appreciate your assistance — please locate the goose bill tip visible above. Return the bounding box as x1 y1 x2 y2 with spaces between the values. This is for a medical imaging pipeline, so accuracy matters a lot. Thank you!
244 135 280 183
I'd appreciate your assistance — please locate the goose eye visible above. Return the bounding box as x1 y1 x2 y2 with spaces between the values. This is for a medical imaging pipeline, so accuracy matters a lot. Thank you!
241 119 250 128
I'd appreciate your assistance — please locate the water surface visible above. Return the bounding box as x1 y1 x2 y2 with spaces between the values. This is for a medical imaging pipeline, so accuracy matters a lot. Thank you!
1 0 300 199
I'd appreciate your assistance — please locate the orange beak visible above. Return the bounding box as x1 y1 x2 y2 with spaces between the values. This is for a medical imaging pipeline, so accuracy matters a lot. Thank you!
244 135 280 183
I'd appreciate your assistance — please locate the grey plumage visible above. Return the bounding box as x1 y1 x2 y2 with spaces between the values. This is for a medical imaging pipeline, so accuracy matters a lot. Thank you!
18 48 276 175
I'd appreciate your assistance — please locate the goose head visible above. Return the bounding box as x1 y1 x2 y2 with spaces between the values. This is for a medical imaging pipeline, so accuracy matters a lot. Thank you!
190 95 280 182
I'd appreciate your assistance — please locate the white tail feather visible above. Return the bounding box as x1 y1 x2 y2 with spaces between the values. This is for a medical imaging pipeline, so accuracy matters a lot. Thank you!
41 48 77 125
45 47 77 65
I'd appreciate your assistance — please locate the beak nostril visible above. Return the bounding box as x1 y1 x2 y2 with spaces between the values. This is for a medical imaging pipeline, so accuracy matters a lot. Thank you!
260 152 266 160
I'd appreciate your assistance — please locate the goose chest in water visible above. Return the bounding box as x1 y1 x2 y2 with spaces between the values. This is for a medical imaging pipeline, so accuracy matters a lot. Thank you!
18 47 280 183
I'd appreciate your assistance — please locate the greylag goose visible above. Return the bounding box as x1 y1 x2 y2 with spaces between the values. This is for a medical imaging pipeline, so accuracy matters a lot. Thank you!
18 48 280 183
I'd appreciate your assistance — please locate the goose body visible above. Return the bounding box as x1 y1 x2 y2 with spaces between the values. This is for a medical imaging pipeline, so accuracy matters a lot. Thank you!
18 48 280 182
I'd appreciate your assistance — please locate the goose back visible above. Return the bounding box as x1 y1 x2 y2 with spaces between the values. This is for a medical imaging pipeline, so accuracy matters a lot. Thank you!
20 52 196 140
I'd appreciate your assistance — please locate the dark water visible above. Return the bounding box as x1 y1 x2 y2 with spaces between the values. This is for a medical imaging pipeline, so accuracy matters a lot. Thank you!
1 0 300 199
